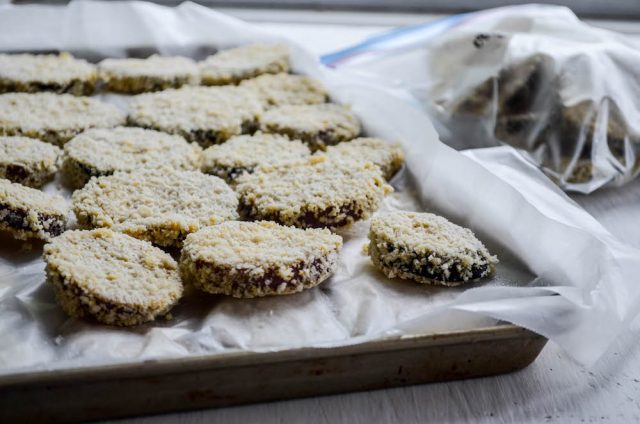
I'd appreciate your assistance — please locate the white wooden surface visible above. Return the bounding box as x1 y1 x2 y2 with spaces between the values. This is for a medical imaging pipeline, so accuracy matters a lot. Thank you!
110 12 640 424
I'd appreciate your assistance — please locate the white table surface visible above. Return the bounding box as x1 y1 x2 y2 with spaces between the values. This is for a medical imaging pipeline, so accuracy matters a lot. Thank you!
110 10 640 424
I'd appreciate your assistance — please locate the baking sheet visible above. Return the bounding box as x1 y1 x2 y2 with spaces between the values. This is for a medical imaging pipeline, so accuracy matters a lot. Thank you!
0 0 639 371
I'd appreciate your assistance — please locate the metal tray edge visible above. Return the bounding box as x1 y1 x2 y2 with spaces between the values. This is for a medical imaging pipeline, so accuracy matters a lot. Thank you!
0 324 543 387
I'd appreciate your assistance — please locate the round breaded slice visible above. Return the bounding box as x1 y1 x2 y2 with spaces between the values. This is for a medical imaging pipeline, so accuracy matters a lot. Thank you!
127 85 263 148
259 103 361 152
180 221 342 298
236 156 391 229
44 229 183 326
98 55 200 94
367 212 498 287
200 43 289 86
62 127 202 188
0 92 125 147
201 132 310 183
0 178 67 240
240 73 329 107
0 136 61 188
325 137 405 180
72 168 238 247
0 52 97 96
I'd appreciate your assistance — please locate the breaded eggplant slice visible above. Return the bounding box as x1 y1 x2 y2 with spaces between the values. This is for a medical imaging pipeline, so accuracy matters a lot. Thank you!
0 136 61 188
62 127 202 188
180 221 342 298
127 85 263 148
0 93 125 146
367 212 498 286
0 52 96 96
98 55 199 94
325 137 405 180
240 73 329 107
236 156 391 229
201 132 310 183
44 229 183 326
72 168 238 248
200 43 289 85
0 178 67 240
259 103 360 151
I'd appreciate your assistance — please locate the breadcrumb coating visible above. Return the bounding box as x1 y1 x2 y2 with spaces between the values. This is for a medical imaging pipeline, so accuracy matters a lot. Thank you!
0 52 96 96
260 103 361 151
200 43 289 85
236 155 391 229
62 127 202 188
0 178 67 240
72 168 238 247
0 92 125 146
325 137 404 180
0 136 61 187
367 212 498 286
240 73 329 106
99 55 199 93
127 85 263 147
44 229 183 326
201 132 310 183
180 221 342 298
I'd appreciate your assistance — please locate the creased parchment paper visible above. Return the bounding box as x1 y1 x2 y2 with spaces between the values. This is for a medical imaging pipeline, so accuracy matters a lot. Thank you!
0 1 639 372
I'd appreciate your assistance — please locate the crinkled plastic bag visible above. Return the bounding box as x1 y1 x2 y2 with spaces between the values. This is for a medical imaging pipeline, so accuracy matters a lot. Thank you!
324 5 640 193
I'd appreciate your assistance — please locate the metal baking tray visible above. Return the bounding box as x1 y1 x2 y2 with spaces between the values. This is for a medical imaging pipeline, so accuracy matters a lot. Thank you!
0 324 545 422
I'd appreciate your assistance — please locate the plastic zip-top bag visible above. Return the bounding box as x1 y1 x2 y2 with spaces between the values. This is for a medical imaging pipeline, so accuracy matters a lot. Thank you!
323 5 640 193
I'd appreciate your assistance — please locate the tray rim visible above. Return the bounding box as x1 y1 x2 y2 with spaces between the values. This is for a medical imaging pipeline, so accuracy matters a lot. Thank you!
0 323 544 388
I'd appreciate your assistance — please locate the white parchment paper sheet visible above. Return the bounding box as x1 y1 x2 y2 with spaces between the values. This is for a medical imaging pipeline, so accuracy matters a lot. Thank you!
0 1 638 371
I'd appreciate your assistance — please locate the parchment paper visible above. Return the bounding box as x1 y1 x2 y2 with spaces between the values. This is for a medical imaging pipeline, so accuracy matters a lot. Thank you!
0 1 638 372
